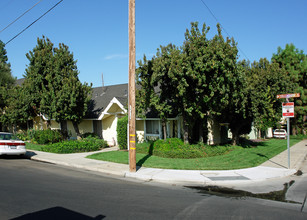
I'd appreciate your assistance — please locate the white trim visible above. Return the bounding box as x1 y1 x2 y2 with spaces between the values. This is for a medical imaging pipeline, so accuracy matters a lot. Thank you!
98 97 127 120
136 117 177 121
39 113 49 121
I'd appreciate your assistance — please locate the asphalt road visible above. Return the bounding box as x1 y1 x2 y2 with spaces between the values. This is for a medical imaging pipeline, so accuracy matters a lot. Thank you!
0 156 306 220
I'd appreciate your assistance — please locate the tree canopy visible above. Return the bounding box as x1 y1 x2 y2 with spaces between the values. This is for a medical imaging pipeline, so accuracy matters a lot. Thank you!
23 36 92 136
0 40 16 130
137 22 251 144
136 22 306 145
272 44 306 134
0 40 15 99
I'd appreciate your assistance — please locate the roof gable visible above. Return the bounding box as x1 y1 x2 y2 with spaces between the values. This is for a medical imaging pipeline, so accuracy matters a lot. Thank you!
85 83 128 119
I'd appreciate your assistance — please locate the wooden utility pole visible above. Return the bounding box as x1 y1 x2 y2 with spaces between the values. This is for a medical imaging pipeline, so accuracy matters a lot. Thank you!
128 0 136 172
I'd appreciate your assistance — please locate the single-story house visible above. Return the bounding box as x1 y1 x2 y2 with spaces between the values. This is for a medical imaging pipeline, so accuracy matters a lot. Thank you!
31 83 227 146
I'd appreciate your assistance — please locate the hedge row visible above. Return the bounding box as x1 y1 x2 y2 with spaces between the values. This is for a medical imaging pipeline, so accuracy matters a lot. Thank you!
18 129 63 144
41 137 108 154
136 138 239 159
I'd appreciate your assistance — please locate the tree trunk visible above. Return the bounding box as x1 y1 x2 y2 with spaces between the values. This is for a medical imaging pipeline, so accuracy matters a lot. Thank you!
60 121 68 139
198 118 204 143
183 117 189 144
162 121 167 140
258 129 261 139
231 127 240 146
292 125 296 136
72 121 81 139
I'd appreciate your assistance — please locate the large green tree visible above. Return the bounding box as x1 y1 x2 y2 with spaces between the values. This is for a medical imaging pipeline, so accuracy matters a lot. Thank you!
24 36 54 118
271 44 306 134
183 22 251 145
24 36 92 136
0 40 16 131
0 85 32 132
136 45 181 140
137 22 252 145
0 40 15 98
247 58 292 137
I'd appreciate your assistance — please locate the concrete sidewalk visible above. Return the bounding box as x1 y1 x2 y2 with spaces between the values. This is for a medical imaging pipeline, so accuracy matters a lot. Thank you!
25 139 307 189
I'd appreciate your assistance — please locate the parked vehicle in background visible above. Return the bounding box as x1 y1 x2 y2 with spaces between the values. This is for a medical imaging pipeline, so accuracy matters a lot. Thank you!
273 129 287 139
0 132 26 156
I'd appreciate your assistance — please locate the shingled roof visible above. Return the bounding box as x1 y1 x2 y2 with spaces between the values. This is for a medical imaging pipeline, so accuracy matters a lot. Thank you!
86 83 128 119
15 78 25 86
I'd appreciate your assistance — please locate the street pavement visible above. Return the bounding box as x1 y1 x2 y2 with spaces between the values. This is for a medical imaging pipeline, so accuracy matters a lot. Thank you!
25 139 307 206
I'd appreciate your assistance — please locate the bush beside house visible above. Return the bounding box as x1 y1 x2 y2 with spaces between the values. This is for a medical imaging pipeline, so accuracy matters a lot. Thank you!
41 137 108 154
117 115 128 150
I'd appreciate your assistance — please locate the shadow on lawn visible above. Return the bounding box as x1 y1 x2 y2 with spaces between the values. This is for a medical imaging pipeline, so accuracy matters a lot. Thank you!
136 143 154 168
239 138 267 148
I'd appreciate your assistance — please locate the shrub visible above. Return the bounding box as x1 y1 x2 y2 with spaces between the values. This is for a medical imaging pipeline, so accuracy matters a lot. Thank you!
82 132 99 138
117 115 128 150
41 137 108 154
16 131 28 141
136 138 239 159
28 129 63 144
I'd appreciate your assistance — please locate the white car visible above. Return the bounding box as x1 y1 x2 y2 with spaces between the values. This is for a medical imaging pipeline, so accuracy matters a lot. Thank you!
0 132 26 156
273 129 287 139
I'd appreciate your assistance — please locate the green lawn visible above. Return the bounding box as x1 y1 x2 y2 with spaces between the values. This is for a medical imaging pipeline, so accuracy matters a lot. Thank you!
26 142 44 151
87 137 305 170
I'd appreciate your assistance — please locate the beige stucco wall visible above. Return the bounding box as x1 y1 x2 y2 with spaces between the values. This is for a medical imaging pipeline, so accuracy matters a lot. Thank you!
66 120 93 138
136 120 145 143
207 116 221 145
33 116 48 130
103 115 117 146
67 121 76 138
108 105 122 113
79 120 93 135
50 120 60 130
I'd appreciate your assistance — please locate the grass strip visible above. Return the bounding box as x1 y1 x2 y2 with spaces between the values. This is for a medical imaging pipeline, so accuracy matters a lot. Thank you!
87 137 305 170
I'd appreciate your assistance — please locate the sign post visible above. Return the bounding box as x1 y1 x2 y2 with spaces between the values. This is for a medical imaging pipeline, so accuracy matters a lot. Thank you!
282 102 294 169
277 94 300 169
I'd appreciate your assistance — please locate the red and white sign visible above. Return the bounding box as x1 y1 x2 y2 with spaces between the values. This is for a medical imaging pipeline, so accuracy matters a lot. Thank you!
277 93 300 99
282 102 294 117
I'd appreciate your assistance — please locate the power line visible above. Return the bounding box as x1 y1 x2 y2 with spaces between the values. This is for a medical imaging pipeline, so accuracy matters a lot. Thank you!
199 0 250 61
5 0 63 46
0 0 43 34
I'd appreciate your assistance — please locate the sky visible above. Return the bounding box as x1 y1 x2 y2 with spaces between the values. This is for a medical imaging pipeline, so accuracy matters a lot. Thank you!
0 0 306 88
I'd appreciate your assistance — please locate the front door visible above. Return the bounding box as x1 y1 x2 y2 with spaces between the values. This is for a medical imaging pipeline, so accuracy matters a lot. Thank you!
93 120 103 138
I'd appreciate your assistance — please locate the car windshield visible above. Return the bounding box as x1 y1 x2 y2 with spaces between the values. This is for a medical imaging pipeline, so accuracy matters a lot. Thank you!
275 129 285 132
0 133 20 140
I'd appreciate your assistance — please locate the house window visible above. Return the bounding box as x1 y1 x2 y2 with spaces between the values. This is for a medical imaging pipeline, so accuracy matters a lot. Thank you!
146 120 159 135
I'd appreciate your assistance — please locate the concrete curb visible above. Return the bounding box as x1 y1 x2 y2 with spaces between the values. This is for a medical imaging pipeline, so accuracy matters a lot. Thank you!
24 139 306 187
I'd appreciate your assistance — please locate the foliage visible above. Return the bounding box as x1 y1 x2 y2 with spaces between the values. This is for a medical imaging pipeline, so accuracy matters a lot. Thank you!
136 45 181 140
0 85 32 129
41 137 108 154
0 40 16 130
136 22 251 145
272 44 306 135
189 25 251 145
26 129 63 145
25 142 44 151
136 138 238 159
81 132 99 138
23 36 92 136
247 58 292 135
0 40 15 87
116 115 128 150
